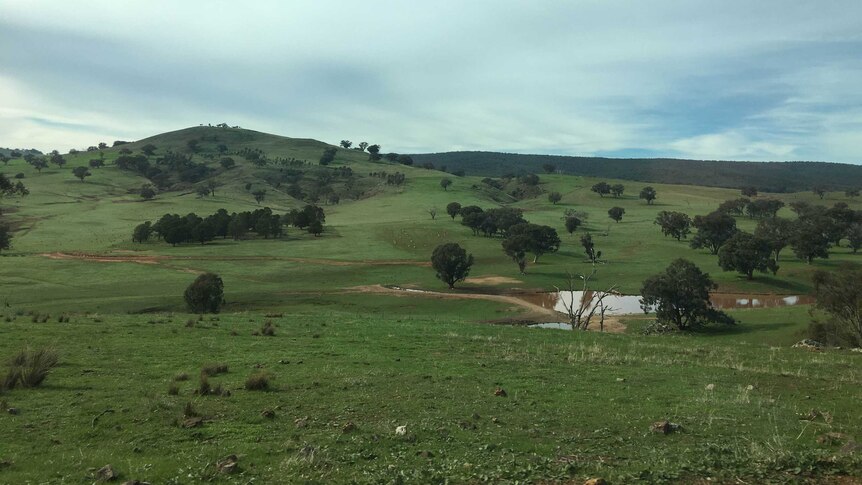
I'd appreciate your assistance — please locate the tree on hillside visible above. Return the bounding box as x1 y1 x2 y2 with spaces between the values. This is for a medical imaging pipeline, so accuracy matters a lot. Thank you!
717 198 749 216
50 152 66 167
610 184 624 198
690 211 737 254
810 267 862 346
340 140 352 149
427 207 438 220
141 144 157 157
508 223 561 263
196 186 211 198
140 185 156 200
72 166 91 182
790 217 831 264
745 199 784 219
0 174 28 198
319 147 337 166
98 142 108 150
308 218 324 236
754 217 793 262
580 233 601 263
357 141 369 152
848 223 862 253
252 189 267 205
220 157 235 169
132 221 153 243
639 186 657 204
502 234 531 274
184 273 224 313
548 191 562 205
591 182 611 197
640 259 734 331
367 144 381 161
564 216 581 235
741 186 758 197
446 202 462 219
440 178 452 191
812 185 827 199
542 163 556 174
431 243 473 289
89 159 104 169
0 155 9 165
717 232 777 280
655 211 691 240
0 224 12 254
29 158 48 173
608 206 625 223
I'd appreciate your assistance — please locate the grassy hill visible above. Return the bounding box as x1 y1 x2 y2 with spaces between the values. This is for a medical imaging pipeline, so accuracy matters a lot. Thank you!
0 126 861 483
411 151 862 193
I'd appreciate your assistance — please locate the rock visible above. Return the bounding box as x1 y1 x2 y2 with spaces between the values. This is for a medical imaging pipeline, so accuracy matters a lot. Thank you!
851 348 862 353
650 420 681 434
494 387 507 397
584 479 608 485
181 417 203 428
342 421 356 433
395 425 407 436
216 454 238 474
261 408 276 419
491 417 500 424
96 464 117 481
705 383 715 391
793 339 823 350
746 385 755 391
615 378 625 382
6 408 18 415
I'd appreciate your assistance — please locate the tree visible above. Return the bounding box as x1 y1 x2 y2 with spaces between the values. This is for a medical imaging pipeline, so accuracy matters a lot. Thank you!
340 140 352 149
548 191 562 205
252 189 266 204
542 163 556 174
139 185 156 200
88 159 104 169
508 223 560 263
741 186 758 197
745 199 784 219
556 266 619 331
0 224 11 254
564 216 581 235
717 232 777 280
591 182 611 197
431 243 473 289
580 233 600 262
0 155 8 165
319 147 337 166
717 198 749 216
132 221 153 243
754 217 793 262
610 184 624 198
813 186 827 199
98 142 108 150
29 158 48 172
308 219 324 236
690 211 737 254
607 206 625 223
0 173 27 198
655 211 692 240
184 273 224 313
141 144 157 156
220 157 236 169
502 234 531 273
446 202 462 219
367 144 381 161
640 259 733 331
440 178 452 191
196 185 211 198
50 153 66 167
639 186 657 204
848 223 862 253
790 217 831 263
357 142 369 152
810 267 862 346
72 166 91 182
427 207 438 220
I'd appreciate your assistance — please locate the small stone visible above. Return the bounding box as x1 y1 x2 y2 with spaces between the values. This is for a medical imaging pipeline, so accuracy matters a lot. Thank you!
615 377 626 382
395 425 407 436
6 408 18 415
651 420 681 434
181 417 203 428
294 417 308 428
746 385 755 391
261 409 276 419
584 479 608 485
216 454 238 474
494 387 507 397
491 417 500 424
342 421 356 433
96 464 117 481
705 383 715 391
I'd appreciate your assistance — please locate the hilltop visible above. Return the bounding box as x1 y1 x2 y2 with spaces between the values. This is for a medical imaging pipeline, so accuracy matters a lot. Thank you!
411 151 862 192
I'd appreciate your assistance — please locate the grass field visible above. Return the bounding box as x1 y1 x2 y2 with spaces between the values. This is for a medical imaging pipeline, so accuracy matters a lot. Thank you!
1 127 861 483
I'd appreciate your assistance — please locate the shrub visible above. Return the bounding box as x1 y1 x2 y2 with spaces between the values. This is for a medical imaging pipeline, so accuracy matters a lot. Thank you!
261 321 276 336
173 372 189 381
3 347 59 390
184 273 224 313
201 363 228 376
245 371 271 391
168 383 180 395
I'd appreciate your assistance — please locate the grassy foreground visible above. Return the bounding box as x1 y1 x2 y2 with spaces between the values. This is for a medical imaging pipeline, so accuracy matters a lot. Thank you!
0 299 860 484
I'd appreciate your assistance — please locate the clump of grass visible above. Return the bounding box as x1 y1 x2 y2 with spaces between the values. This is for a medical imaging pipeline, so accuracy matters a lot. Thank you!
201 363 228 376
173 372 189 382
198 375 212 395
261 321 276 336
245 371 271 391
183 401 198 418
3 347 59 390
168 383 179 395
185 319 195 328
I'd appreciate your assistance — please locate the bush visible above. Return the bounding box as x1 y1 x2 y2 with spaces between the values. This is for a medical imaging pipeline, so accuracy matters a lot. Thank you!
184 273 224 313
261 321 276 336
201 363 228 376
245 371 271 391
3 347 59 390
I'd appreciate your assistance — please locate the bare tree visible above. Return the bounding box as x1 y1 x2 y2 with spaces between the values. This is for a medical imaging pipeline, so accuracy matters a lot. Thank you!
427 207 438 220
554 266 619 331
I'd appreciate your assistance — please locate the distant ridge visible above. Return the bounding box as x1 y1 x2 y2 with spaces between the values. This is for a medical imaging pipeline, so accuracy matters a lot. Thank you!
410 151 862 193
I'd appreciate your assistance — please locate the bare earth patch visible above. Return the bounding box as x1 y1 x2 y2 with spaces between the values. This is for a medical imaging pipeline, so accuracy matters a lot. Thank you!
464 275 523 285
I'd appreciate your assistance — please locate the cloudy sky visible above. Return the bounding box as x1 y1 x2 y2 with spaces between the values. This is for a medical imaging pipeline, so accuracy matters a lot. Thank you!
1 1 861 162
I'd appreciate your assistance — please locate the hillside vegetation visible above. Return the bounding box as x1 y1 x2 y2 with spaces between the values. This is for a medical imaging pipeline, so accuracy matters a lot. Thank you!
411 151 862 192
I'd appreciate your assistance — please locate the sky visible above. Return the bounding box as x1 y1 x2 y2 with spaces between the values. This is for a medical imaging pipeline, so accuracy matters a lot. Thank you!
1 0 861 163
